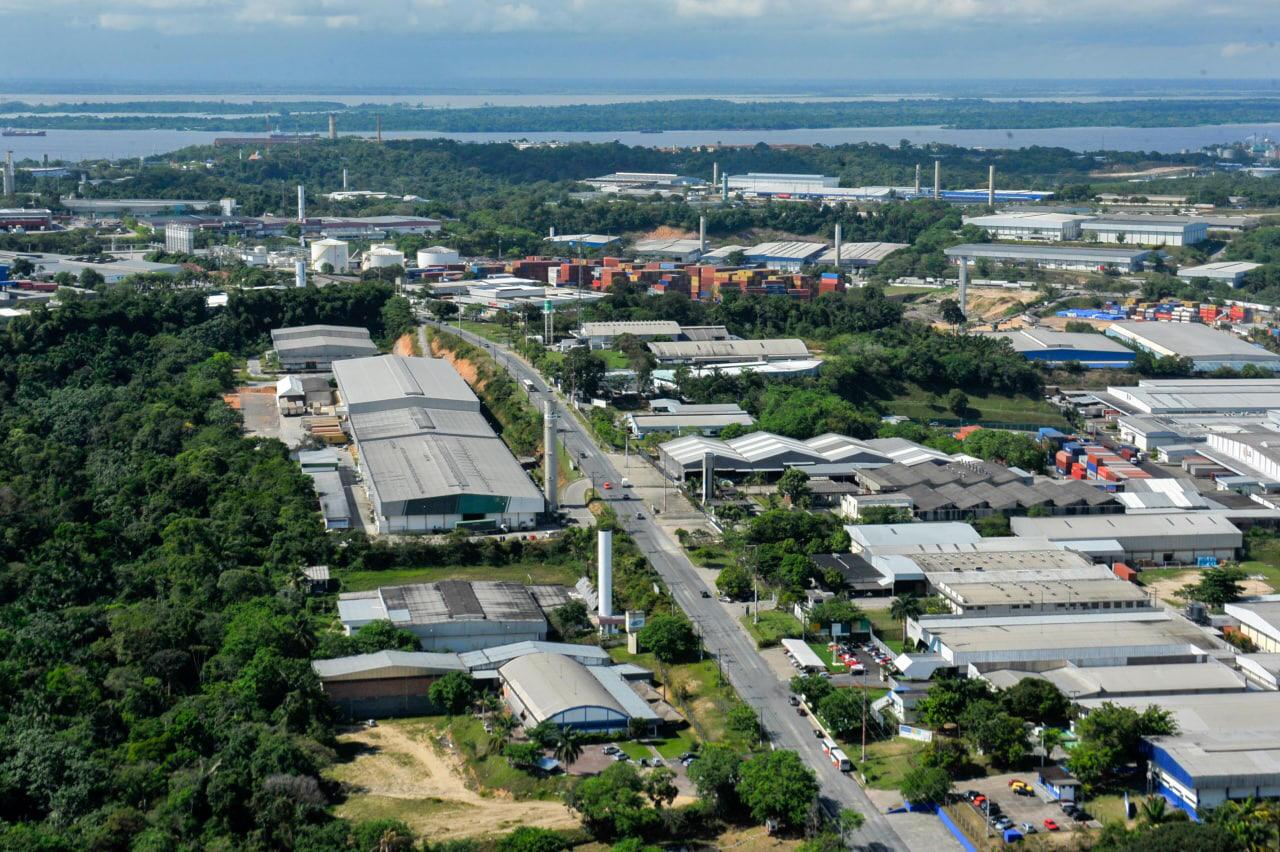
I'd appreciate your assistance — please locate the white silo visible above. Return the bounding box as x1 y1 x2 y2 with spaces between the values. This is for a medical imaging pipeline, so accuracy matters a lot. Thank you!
417 246 460 267
365 243 405 269
310 238 349 272
294 260 306 288
597 529 613 619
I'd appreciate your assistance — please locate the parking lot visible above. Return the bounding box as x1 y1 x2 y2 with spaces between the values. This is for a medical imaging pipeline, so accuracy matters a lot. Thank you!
955 770 1094 840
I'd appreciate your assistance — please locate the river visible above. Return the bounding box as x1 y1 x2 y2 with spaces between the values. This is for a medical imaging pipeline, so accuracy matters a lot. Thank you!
3 123 1277 162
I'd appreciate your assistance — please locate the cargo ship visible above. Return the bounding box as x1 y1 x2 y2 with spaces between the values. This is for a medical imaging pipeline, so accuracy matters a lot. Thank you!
2 128 46 137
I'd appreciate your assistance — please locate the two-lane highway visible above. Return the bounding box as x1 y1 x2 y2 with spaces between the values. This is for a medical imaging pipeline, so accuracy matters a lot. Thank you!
425 320 905 850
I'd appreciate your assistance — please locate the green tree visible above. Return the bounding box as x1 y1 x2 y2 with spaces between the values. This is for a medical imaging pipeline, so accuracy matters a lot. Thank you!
1001 678 1070 727
817 688 863 739
899 766 952 805
552 728 584 767
916 677 994 729
716 562 752 600
637 614 698 663
853 506 916 524
642 766 678 809
428 671 477 715
78 267 105 289
889 594 923 646
737 750 820 831
965 711 1030 769
686 745 743 816
919 737 970 777
1179 568 1246 606
727 704 763 744
806 598 863 635
777 467 813 507
940 298 966 327
946 388 970 418
561 347 607 398
497 826 570 852
790 674 835 708
565 762 657 841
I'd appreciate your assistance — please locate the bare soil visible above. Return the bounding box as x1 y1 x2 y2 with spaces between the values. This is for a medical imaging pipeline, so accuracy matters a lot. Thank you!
392 333 415 356
430 338 483 388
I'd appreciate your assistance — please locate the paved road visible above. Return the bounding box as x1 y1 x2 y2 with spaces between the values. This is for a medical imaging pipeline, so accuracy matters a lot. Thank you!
425 320 906 851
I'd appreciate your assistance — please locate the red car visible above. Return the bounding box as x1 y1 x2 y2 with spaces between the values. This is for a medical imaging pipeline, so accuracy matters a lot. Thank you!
602 481 613 490
1043 818 1060 831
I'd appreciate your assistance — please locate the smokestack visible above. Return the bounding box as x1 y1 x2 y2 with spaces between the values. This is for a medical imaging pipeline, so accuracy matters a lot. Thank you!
721 172 729 201
376 114 382 143
342 168 348 190
958 254 968 324
328 113 336 140
712 161 718 186
988 164 996 207
42 153 48 167
702 452 716 503
296 184 305 223
549 225 556 238
543 399 558 514
597 529 613 619
699 215 706 253
2 151 12 196
294 260 306 289
834 223 842 268
914 164 921 195
934 160 940 200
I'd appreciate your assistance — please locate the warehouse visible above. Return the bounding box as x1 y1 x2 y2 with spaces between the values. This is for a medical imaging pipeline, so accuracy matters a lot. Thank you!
631 238 705 262
61 197 214 217
575 320 682 346
989 327 1136 368
1225 601 1280 653
931 576 1151 616
1106 322 1280 373
0 249 183 284
1204 431 1280 486
1177 261 1262 287
333 355 544 533
1074 692 1280 813
1081 214 1208 246
1010 512 1243 564
727 173 838 194
648 338 810 365
944 243 1151 272
983 660 1246 699
499 651 660 733
1107 379 1280 415
337 580 560 651
546 233 620 250
659 431 895 480
626 401 754 437
312 651 468 718
963 211 1089 241
271 325 378 372
276 374 332 412
815 242 908 269
306 469 352 530
742 241 828 271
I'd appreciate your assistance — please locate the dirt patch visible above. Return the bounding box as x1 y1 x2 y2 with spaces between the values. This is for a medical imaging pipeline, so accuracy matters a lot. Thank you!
1090 165 1197 179
1144 572 1272 604
392 333 415 357
221 385 273 410
430 338 483 389
642 224 696 240
328 721 577 841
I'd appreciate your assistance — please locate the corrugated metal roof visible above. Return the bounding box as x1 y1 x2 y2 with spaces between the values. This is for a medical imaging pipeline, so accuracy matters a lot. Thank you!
312 650 466 681
500 652 627 721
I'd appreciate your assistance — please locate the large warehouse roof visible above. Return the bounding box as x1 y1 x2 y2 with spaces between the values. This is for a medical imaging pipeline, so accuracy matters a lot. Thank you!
1011 512 1242 542
815 242 908 266
661 431 892 470
1107 379 1280 414
648 338 810 361
944 244 1151 264
270 325 378 362
500 652 628 721
333 355 478 413
848 522 982 550
964 212 1089 229
312 650 467 681
578 320 682 338
1107 322 1280 364
743 241 828 262
991 328 1134 356
338 581 547 629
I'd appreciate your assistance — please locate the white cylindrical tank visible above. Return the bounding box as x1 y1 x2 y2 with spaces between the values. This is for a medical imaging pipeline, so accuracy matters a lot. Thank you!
597 529 613 618
417 246 460 267
294 260 306 288
310 238 349 272
243 245 268 267
365 243 405 269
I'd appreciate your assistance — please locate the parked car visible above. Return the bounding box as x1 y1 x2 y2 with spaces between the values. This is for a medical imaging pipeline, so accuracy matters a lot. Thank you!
1043 819 1060 831
602 481 613 490
700 589 711 598
788 695 800 706
602 745 620 755
963 790 982 802
994 817 1013 831
1020 822 1038 835
795 707 806 716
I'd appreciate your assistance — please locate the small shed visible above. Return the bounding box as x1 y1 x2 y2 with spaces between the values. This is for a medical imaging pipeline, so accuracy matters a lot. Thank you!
1038 764 1082 802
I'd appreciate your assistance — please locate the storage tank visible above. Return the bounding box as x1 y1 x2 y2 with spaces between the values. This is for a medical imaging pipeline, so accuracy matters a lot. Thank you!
365 243 405 269
417 246 460 267
310 238 349 272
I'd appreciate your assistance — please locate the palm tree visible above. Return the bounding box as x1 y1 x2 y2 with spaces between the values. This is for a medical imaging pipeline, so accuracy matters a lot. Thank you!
552 728 584 767
488 713 517 757
889 594 924 647
1139 795 1171 826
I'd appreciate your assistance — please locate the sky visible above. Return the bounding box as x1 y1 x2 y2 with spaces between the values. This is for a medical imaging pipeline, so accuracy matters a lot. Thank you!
3 0 1280 90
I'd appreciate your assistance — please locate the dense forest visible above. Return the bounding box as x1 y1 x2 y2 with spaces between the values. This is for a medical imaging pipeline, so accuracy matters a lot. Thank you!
4 97 1280 131
0 284 444 850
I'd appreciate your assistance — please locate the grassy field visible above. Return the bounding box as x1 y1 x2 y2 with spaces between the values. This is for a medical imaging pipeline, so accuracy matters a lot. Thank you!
687 543 735 570
864 610 906 654
458 319 513 345
1088 792 1139 827
741 610 803 648
881 385 1069 429
857 736 929 791
341 561 583 593
609 647 753 749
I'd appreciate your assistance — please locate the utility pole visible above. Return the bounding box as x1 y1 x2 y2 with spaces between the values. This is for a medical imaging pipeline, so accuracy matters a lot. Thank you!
860 664 868 763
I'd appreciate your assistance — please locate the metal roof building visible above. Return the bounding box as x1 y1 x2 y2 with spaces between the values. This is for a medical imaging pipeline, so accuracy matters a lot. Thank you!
944 243 1151 272
546 233 620 249
576 320 682 344
631 238 705 262
499 651 658 732
627 402 754 437
847 521 982 553
333 355 543 533
1081 214 1208 246
1011 512 1243 564
963 212 1090 242
648 338 810 365
305 470 352 530
983 660 1246 699
988 327 1136 368
338 580 551 652
1106 322 1280 373
742 241 828 271
659 431 896 480
1177 261 1262 287
1107 379 1280 415
270 325 378 371
1225 601 1280 654
815 241 908 269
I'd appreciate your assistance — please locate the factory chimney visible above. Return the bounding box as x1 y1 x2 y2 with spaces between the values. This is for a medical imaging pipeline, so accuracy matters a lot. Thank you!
543 399 558 514
933 160 941 200
375 114 382 143
328 113 336 140
342 168 348 190
834 223 843 269
914 164 921 195
294 260 306 289
988 164 996 207
712 161 718 186
721 172 729 201
549 225 556 238
597 529 613 619
296 184 305 223
698 215 706 254
2 152 12 196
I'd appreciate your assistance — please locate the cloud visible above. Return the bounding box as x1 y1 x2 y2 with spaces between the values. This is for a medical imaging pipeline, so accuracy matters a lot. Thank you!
1221 41 1275 58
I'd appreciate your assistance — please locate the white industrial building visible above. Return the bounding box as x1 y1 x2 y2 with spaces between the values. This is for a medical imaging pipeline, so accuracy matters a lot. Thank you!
500 651 660 733
576 320 683 347
333 355 544 533
1226 601 1280 653
1177 261 1262 287
1204 431 1280 486
658 432 947 481
417 246 461 267
310 237 350 272
1010 512 1243 564
1106 322 1280 373
741 241 828 271
815 242 908 269
270 325 378 371
627 402 754 437
944 243 1150 272
1107 379 1280 415
363 244 405 269
632 238 705 263
963 211 1089 241
648 338 810 365
1081 215 1208 246
164 222 196 254
727 173 838 194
